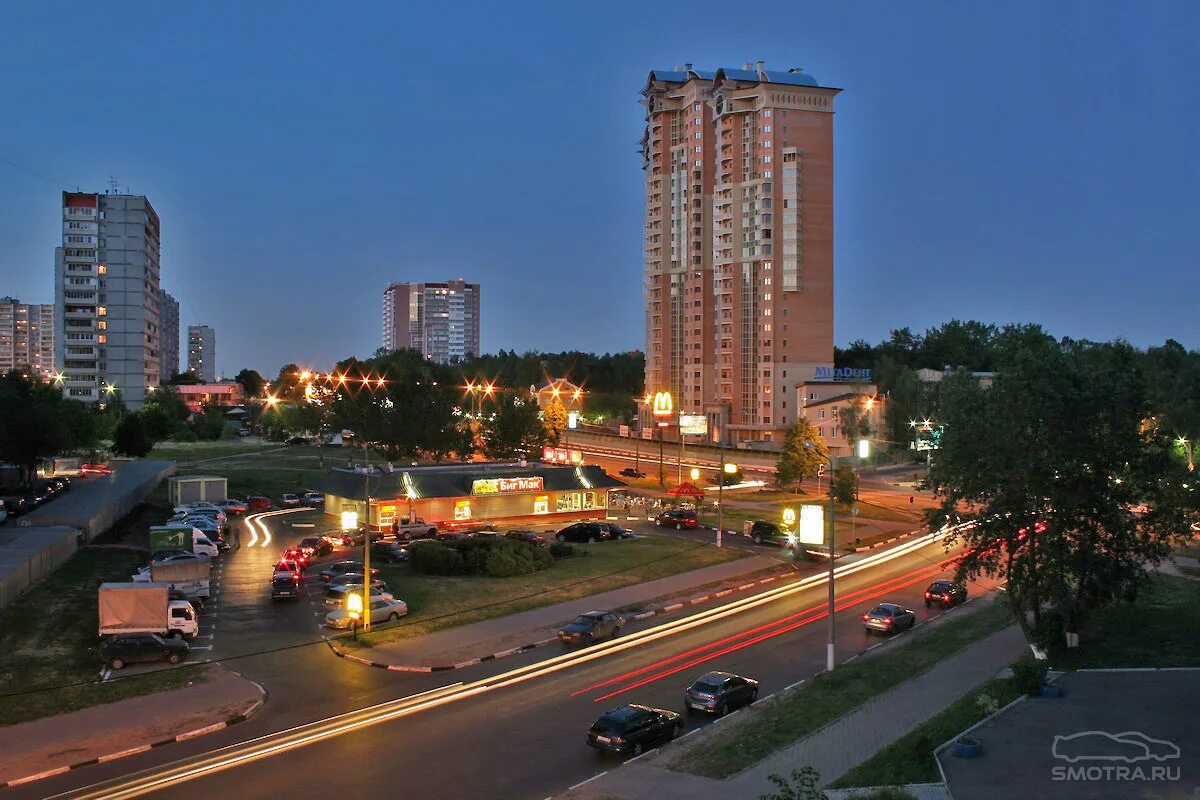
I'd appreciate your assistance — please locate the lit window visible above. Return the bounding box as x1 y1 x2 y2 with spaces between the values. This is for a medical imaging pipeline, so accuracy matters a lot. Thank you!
763 124 772 133
454 500 472 520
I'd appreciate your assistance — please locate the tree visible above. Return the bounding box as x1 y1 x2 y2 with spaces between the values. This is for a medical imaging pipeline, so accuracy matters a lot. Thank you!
235 368 266 399
192 405 228 441
776 418 828 491
482 395 544 459
929 338 1194 651
542 399 568 444
0 371 74 485
838 395 872 447
140 403 177 442
168 371 203 385
113 413 154 457
830 464 858 507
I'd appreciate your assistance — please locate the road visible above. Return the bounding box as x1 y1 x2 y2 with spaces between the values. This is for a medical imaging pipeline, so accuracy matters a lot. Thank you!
23 512 992 800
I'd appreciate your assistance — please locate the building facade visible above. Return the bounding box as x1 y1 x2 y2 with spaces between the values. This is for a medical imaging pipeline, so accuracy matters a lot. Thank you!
159 289 180 380
0 297 55 376
641 63 839 445
187 325 216 382
55 191 162 408
797 379 882 458
382 279 480 363
176 381 244 413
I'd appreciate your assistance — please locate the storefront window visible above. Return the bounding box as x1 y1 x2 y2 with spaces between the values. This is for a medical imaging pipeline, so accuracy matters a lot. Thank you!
533 495 549 514
583 492 597 509
454 500 472 520
379 505 396 526
556 492 582 512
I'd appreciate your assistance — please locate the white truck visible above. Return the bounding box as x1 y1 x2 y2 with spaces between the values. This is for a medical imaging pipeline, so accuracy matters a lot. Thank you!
390 515 440 541
98 582 198 640
150 525 219 558
132 558 211 599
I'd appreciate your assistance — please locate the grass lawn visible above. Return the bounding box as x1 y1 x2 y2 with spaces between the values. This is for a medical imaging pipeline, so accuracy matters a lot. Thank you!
831 677 1022 788
0 547 207 726
1047 574 1200 669
667 598 1014 779
1173 541 1200 560
342 534 749 648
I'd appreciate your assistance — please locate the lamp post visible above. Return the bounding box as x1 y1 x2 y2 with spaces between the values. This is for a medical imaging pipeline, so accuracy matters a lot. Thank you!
355 372 387 633
717 460 737 549
1177 437 1195 472
805 441 837 674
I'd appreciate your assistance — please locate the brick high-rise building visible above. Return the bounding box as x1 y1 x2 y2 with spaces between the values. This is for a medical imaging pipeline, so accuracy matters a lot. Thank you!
159 289 180 380
0 297 55 376
382 279 480 363
641 62 839 444
54 191 162 408
187 325 216 382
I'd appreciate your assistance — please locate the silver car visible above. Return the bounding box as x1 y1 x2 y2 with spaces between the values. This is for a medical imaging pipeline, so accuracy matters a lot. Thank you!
862 602 917 634
325 597 408 629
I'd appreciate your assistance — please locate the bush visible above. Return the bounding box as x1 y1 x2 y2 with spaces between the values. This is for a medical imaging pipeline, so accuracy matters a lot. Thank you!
549 542 580 559
485 541 552 577
409 538 553 577
1010 656 1045 695
409 540 466 575
858 789 917 800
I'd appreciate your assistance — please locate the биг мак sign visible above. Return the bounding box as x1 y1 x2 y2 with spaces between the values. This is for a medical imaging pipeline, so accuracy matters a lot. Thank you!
471 476 545 495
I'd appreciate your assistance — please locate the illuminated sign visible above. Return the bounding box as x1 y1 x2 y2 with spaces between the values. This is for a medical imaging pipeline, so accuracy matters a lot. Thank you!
814 367 873 382
454 500 472 520
679 414 708 436
340 510 358 530
782 507 797 527
799 505 825 545
567 411 579 429
471 476 545 495
652 391 673 417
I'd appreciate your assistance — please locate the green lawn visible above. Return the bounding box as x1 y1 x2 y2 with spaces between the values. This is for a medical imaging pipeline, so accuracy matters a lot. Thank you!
667 598 1014 779
341 534 749 647
0 547 208 726
1047 574 1200 669
831 677 1022 788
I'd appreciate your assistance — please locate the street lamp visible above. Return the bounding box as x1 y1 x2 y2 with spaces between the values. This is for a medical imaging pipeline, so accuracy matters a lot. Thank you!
1177 437 1195 472
716 461 738 549
346 590 363 640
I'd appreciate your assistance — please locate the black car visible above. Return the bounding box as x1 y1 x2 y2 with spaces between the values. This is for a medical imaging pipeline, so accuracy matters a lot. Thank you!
587 704 684 756
619 467 647 478
748 520 794 547
298 536 333 558
100 633 189 670
371 541 410 563
684 671 760 716
318 560 380 583
556 522 631 544
924 580 968 608
558 611 624 645
271 575 302 601
862 602 917 634
2 497 29 516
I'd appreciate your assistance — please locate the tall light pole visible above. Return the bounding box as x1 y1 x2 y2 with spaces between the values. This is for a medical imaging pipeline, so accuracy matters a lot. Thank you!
1177 436 1195 472
806 441 837 674
354 372 387 633
652 391 673 489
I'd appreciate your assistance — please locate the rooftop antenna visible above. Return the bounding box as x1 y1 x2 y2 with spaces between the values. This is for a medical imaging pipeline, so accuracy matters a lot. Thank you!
107 175 120 195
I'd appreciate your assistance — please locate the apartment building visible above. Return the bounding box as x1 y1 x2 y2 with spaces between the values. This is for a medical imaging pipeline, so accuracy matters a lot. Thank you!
382 279 480 363
187 325 216 382
159 289 180 380
54 191 161 408
0 297 55 376
641 62 839 444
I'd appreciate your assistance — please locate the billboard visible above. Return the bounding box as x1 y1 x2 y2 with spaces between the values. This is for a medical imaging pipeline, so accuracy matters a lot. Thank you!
471 476 545 495
798 505 825 545
679 415 708 436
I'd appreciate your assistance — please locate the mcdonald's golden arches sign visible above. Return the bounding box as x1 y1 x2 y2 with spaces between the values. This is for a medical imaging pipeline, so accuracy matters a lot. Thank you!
651 391 673 417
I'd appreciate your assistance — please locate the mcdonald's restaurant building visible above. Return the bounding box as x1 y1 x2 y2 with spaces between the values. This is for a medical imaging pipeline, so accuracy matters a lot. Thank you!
318 461 626 530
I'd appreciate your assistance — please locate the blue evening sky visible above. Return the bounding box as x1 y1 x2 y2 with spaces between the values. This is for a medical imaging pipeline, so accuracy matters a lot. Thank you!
1 1 1197 377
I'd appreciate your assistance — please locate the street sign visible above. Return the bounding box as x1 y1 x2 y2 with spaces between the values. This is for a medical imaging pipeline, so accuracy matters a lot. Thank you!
799 505 824 545
852 505 860 517
817 464 826 477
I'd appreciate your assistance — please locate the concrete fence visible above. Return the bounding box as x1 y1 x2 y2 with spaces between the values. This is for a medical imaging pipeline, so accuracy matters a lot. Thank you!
0 526 79 610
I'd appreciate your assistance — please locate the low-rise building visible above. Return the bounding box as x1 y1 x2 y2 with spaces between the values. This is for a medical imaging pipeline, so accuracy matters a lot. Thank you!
531 378 584 411
175 381 244 413
797 378 882 458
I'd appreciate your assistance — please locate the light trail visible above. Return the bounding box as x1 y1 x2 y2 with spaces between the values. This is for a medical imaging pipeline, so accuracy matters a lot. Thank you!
54 526 960 799
242 508 307 549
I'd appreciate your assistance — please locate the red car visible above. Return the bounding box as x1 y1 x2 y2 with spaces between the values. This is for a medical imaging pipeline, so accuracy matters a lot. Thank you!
248 496 271 512
654 509 699 530
79 463 113 475
281 547 310 568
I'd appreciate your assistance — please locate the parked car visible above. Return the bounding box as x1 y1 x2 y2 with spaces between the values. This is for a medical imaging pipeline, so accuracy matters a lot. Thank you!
273 559 303 580
924 580 968 608
328 574 388 592
504 530 548 548
338 528 387 547
248 496 272 512
301 492 325 507
219 498 249 515
684 671 759 716
281 547 310 568
654 509 699 530
1 497 28 516
586 704 684 756
280 493 301 507
79 462 113 475
286 436 308 445
0 505 7 525
237 427 252 437
319 561 379 583
558 611 624 645
619 467 647 478
100 633 189 670
371 541 410 563
325 597 408 629
862 603 917 635
298 536 333 558
747 520 794 548
270 574 302 601
152 550 208 564
556 522 631 544
324 584 393 608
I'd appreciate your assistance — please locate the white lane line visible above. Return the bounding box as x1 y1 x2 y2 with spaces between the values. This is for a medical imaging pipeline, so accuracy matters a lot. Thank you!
567 771 608 791
784 678 806 691
628 747 658 763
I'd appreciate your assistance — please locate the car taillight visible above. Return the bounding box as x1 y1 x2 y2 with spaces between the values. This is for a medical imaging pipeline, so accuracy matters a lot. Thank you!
883 617 893 625
943 594 952 600
862 613 869 620
924 591 931 598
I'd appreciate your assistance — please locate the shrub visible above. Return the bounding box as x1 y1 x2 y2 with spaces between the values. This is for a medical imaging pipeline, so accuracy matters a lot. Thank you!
1010 656 1045 695
549 542 579 559
409 540 466 575
857 789 917 800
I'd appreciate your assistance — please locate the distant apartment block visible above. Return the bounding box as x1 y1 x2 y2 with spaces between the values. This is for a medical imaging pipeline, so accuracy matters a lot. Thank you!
641 63 840 444
159 289 180 380
187 325 216 382
55 191 162 408
0 297 55 376
382 279 480 363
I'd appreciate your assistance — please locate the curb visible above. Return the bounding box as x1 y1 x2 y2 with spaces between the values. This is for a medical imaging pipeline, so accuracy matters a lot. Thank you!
0 691 267 790
324 569 795 673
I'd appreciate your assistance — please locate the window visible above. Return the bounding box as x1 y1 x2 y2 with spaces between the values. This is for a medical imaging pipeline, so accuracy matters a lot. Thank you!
694 131 702 139
763 109 772 118
763 124 772 133
832 408 839 418
763 155 771 164
694 103 702 111
454 500 472 520
819 410 826 419
764 170 772 178
694 160 702 167
694 145 701 153
557 493 582 512
763 141 772 148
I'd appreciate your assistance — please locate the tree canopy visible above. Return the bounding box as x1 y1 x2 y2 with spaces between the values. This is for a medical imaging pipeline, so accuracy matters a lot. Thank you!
776 417 828 491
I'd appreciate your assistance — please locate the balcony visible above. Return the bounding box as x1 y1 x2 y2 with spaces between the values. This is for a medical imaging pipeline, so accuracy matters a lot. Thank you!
65 308 96 320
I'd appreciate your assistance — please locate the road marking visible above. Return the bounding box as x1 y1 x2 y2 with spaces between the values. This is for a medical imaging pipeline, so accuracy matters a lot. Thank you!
99 745 152 763
784 678 806 691
568 771 608 791
628 748 658 763
7 766 71 785
177 722 227 741
190 645 213 651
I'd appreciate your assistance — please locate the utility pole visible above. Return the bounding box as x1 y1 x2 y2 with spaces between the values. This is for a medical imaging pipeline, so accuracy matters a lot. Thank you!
716 434 725 549
361 434 372 633
826 452 837 674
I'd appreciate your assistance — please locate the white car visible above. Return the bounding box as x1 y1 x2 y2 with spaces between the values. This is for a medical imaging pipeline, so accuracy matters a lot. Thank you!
280 493 301 507
323 584 393 607
325 597 408 629
174 501 222 515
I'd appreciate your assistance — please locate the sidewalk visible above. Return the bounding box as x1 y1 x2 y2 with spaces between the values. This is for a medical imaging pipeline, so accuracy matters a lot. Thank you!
0 665 265 787
340 555 781 669
560 623 1028 799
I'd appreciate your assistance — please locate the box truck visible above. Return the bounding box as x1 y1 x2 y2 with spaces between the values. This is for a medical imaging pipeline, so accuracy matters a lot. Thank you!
132 558 211 599
149 525 219 558
98 582 198 640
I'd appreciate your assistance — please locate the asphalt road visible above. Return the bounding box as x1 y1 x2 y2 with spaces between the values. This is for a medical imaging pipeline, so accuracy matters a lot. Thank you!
25 512 992 800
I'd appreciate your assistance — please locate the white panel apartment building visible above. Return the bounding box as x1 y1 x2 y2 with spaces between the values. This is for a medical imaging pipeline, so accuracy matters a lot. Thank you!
187 325 216 382
54 191 162 408
0 297 55 376
382 279 480 363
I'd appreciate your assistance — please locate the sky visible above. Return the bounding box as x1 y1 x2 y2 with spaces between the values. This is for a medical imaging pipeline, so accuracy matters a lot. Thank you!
1 1 1197 377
